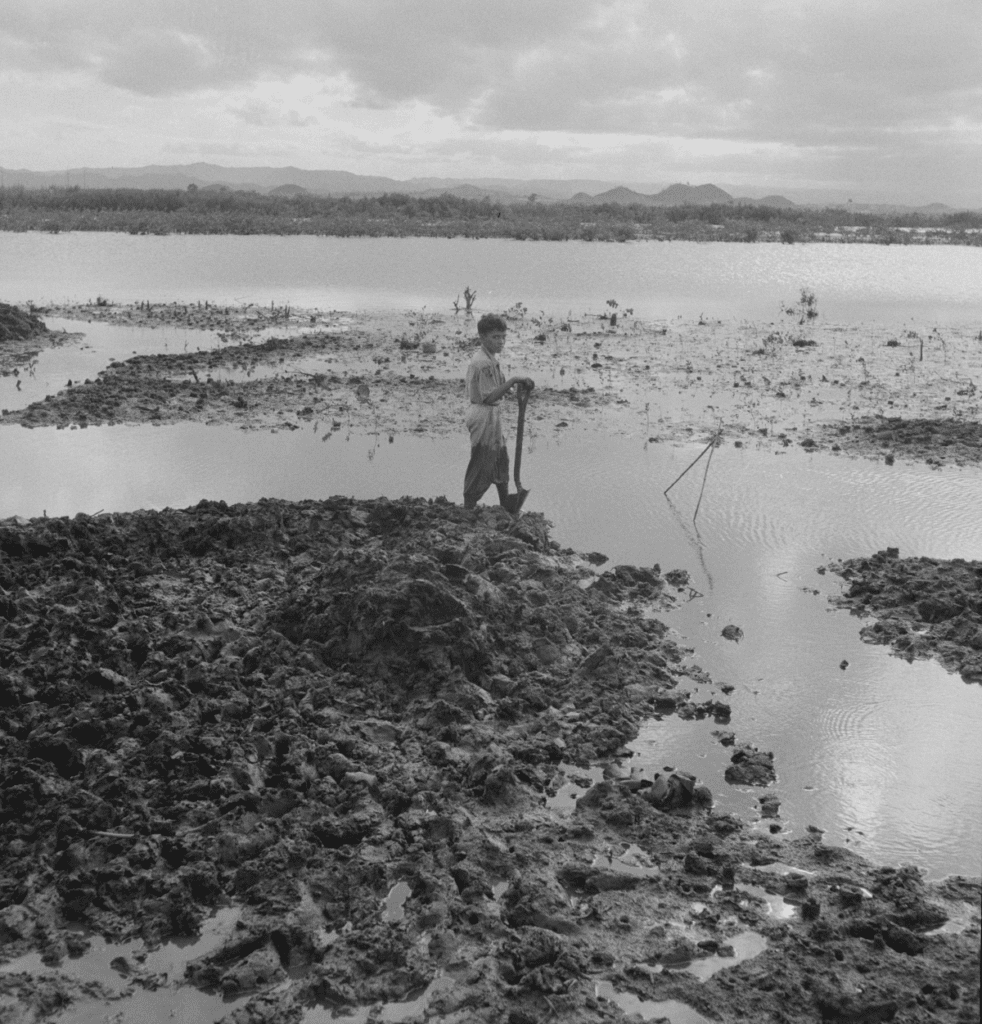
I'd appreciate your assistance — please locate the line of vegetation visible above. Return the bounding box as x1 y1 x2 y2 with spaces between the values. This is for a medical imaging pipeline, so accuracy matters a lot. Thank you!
1 186 980 244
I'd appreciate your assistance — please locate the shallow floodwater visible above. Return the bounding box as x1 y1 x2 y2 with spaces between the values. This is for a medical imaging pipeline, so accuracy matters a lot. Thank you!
3 232 982 326
1 423 980 879
0 318 222 413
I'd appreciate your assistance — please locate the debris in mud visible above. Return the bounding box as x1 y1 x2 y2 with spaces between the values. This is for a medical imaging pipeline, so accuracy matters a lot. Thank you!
721 624 744 642
724 745 777 786
828 548 982 683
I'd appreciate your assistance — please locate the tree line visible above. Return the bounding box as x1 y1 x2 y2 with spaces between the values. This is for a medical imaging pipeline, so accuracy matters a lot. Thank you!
0 186 979 244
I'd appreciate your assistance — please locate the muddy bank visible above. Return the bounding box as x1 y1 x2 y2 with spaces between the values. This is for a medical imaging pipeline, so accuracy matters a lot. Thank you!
0 499 978 1023
0 303 72 377
827 548 982 683
814 416 982 469
4 302 982 470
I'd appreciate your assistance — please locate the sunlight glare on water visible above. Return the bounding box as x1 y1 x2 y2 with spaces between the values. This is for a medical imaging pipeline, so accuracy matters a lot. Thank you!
3 233 982 326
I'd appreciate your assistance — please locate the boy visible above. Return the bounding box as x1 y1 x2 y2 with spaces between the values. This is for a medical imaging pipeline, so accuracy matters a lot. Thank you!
463 314 534 511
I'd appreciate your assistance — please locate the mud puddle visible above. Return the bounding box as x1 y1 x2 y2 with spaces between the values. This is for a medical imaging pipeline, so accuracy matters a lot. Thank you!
594 981 714 1023
0 908 246 1024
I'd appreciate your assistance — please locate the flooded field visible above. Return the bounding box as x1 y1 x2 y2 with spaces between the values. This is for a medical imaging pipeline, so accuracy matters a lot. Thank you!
1 279 979 1023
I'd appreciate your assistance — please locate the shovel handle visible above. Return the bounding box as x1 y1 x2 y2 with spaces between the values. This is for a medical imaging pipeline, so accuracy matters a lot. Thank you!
514 382 531 491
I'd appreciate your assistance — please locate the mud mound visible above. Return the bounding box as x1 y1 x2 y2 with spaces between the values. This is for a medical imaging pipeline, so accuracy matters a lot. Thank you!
828 548 982 681
1 501 979 1023
820 415 982 468
0 302 54 376
0 303 47 344
0 500 678 979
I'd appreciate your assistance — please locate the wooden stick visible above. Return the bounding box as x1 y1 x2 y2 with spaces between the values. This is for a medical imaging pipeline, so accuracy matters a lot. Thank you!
693 433 719 521
663 434 716 495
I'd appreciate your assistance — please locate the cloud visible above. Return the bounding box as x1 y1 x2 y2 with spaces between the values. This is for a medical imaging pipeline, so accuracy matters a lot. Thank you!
0 0 979 202
3 0 979 138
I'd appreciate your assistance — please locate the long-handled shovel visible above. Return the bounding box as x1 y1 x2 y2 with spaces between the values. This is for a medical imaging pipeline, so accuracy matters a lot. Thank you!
501 382 532 513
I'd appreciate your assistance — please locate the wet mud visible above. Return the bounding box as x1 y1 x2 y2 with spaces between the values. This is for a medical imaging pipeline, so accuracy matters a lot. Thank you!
4 302 982 473
0 500 979 1023
827 548 982 684
0 303 72 378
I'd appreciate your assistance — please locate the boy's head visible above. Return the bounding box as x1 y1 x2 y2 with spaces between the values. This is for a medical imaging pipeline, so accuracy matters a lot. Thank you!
477 314 507 338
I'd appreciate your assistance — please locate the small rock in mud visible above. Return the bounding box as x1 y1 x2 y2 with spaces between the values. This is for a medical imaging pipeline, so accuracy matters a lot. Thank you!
724 744 777 786
758 794 782 818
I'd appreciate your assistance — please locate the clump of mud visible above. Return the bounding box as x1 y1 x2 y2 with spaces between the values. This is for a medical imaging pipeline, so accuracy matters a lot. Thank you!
828 547 982 682
1 500 979 1023
0 302 53 377
0 303 46 344
819 416 982 469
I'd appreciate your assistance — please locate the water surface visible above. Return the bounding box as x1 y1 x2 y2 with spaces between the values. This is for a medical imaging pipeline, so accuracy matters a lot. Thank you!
3 233 981 327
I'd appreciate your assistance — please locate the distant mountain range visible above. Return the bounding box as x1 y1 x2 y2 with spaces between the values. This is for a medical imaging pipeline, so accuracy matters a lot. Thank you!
0 162 966 213
573 183 740 207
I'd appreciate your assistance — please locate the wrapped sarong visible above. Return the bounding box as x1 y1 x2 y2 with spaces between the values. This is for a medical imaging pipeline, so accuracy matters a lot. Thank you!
463 348 509 504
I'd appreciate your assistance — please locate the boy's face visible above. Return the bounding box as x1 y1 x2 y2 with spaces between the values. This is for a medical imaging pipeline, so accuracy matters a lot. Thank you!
482 329 506 354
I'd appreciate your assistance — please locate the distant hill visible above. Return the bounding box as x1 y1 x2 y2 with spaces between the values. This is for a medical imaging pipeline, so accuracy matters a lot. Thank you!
649 183 733 205
758 195 795 208
591 186 659 206
0 163 971 211
269 184 310 197
578 183 735 207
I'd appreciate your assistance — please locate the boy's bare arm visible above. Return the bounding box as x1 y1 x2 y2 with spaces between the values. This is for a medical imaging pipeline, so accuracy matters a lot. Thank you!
482 376 534 405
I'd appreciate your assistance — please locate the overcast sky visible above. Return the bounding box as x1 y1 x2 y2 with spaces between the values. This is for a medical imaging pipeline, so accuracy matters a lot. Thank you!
1 0 980 205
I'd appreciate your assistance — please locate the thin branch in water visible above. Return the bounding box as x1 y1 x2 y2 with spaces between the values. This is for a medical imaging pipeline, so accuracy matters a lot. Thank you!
693 432 718 521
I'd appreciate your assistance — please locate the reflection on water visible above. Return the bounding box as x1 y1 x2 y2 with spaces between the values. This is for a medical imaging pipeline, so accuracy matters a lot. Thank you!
595 981 712 1024
3 233 982 326
0 318 221 413
0 908 245 1024
0 423 980 878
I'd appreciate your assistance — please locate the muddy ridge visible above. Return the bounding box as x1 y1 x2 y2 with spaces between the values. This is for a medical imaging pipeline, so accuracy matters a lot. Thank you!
828 548 982 684
0 303 62 377
0 499 978 1023
4 302 982 472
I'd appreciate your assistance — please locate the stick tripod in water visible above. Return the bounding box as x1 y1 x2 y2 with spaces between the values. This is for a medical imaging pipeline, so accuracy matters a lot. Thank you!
663 428 722 521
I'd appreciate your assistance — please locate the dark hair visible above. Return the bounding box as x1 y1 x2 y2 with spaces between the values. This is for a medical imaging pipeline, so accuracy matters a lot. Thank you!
477 314 507 336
